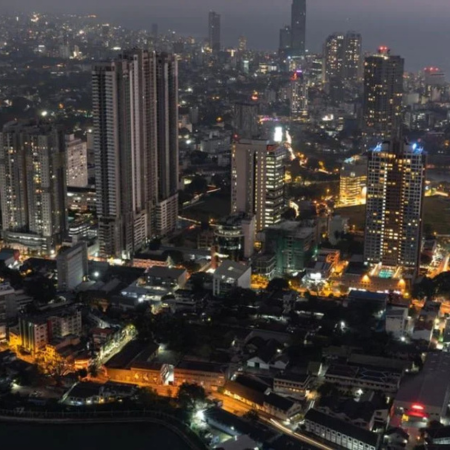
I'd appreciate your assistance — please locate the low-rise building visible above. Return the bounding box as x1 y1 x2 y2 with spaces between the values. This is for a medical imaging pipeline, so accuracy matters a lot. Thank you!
174 360 226 391
385 307 409 339
273 372 312 398
304 408 381 450
394 352 450 423
324 363 402 393
213 260 251 296
57 242 88 291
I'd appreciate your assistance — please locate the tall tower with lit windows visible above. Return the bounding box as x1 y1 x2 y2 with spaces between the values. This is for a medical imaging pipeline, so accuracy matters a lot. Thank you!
364 139 425 270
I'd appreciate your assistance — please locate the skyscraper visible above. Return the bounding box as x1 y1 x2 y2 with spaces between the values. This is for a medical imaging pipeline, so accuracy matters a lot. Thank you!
0 120 67 255
238 36 247 53
363 47 404 139
154 52 179 237
93 50 178 259
279 25 291 57
364 139 425 271
323 32 362 100
232 140 285 232
291 0 306 60
208 11 221 53
344 32 363 82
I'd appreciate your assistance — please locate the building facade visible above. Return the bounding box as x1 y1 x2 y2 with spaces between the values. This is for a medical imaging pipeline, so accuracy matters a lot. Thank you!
231 140 286 232
93 50 179 259
233 102 259 139
363 47 404 139
66 134 88 188
57 242 88 291
364 139 426 270
0 120 67 255
339 155 367 206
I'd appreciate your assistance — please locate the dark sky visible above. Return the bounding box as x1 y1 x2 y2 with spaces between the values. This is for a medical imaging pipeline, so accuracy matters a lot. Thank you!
8 0 450 72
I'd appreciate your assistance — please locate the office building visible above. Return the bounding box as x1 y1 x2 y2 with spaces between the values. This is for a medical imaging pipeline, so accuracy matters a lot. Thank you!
57 242 88 291
0 120 67 254
363 47 404 139
233 102 259 139
214 212 255 261
66 134 88 188
291 0 306 60
208 11 221 53
93 50 179 259
364 139 426 270
339 155 367 206
232 140 286 232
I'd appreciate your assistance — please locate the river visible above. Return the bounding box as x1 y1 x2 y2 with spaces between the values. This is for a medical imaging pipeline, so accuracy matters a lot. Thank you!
0 422 191 450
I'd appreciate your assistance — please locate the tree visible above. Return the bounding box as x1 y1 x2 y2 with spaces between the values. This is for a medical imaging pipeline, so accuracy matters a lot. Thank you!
317 382 339 398
177 383 206 410
243 409 259 424
267 278 290 292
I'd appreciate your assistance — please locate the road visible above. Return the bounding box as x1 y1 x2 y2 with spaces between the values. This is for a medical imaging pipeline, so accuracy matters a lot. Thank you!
265 418 335 450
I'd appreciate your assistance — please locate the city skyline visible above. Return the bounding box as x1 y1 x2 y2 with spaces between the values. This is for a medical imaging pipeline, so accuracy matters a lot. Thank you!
5 0 450 72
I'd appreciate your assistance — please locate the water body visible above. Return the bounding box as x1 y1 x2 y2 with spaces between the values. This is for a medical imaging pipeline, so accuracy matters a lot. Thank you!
0 422 190 450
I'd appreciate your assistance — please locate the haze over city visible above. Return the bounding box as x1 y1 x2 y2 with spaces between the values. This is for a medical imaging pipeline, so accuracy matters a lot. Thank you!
5 0 450 71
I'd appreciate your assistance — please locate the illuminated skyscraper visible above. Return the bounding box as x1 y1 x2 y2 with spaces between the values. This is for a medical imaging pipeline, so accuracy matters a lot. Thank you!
364 139 425 271
93 50 178 259
0 120 67 255
323 32 362 101
363 47 404 139
208 11 221 53
279 25 291 57
289 70 308 117
291 0 306 59
232 140 285 232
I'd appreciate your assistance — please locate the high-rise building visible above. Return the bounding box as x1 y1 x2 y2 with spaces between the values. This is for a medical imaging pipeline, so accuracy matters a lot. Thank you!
93 50 179 259
0 120 67 254
339 155 367 206
289 70 308 117
154 52 179 237
364 139 426 271
238 36 247 52
66 134 88 188
57 242 88 291
208 11 221 53
233 102 259 139
291 0 306 60
323 32 362 100
363 47 404 139
344 32 363 82
231 140 286 232
279 25 291 57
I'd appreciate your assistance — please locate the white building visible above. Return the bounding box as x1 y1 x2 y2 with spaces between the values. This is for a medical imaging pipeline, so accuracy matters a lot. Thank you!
0 283 15 341
57 242 88 291
232 140 286 232
385 307 408 339
213 260 251 296
66 135 88 188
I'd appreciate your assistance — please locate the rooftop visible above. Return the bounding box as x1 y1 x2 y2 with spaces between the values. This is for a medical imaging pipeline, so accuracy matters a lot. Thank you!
305 409 381 447
214 260 250 280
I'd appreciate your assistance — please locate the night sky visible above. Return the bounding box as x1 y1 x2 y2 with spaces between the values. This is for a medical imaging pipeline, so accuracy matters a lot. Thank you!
7 0 450 72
